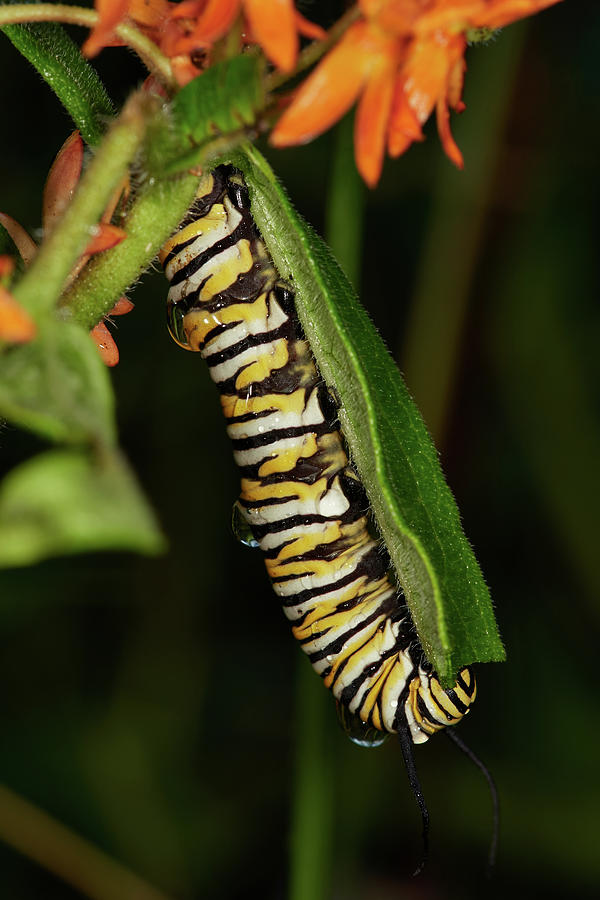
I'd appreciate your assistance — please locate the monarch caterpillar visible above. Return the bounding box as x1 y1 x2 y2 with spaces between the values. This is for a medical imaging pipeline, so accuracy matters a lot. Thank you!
159 164 477 750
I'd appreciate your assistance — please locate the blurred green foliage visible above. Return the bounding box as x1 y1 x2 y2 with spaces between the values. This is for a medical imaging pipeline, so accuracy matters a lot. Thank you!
1 2 599 898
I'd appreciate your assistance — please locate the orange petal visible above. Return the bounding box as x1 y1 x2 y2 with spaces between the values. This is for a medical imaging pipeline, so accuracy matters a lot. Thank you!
387 73 424 157
42 131 84 235
244 0 297 72
82 0 130 57
400 35 452 125
0 286 36 343
354 58 396 187
175 0 239 41
108 296 134 315
85 224 127 256
294 10 326 41
170 0 209 19
414 0 562 32
0 255 15 279
271 22 376 148
0 212 37 265
447 55 466 112
128 0 170 26
436 95 463 169
90 321 120 366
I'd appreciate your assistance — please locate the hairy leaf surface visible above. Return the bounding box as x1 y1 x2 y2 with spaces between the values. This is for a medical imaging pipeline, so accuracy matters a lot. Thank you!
228 145 504 683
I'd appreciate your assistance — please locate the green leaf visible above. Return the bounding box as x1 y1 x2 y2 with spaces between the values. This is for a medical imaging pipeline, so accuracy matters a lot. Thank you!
166 54 263 172
227 145 504 683
0 319 115 445
0 449 165 567
1 18 114 145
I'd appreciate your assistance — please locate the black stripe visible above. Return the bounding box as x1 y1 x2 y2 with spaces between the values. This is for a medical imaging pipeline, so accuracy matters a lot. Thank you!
204 322 293 368
306 606 387 663
278 546 390 606
231 421 334 453
455 668 475 697
215 337 314 398
228 407 277 425
416 694 443 727
250 505 367 539
391 674 415 732
196 319 241 352
239 493 300 509
169 219 250 287
440 687 468 716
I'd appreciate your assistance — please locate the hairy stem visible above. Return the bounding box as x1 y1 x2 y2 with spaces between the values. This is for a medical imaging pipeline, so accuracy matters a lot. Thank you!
60 172 199 330
13 91 157 318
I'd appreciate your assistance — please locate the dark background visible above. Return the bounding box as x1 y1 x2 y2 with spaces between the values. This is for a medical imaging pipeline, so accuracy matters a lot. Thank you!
1 1 599 897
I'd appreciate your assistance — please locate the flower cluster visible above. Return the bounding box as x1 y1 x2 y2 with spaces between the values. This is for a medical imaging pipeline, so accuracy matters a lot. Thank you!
84 0 561 185
84 0 325 85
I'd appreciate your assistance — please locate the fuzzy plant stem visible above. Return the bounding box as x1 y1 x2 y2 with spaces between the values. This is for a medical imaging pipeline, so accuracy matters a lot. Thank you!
12 91 158 319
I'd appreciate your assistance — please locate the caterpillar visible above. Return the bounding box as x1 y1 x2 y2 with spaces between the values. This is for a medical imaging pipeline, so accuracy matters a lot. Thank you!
159 164 476 747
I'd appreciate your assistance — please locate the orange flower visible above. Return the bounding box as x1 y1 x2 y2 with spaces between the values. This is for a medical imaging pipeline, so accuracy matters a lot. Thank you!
84 0 325 83
271 0 562 185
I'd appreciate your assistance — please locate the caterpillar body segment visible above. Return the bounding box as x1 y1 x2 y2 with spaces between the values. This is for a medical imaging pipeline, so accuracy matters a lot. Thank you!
160 165 476 744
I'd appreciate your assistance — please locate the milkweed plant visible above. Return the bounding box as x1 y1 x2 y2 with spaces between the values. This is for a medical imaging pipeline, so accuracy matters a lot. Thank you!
0 0 563 896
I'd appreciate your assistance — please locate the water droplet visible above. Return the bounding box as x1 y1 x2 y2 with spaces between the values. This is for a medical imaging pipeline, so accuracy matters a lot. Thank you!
231 500 259 549
335 703 388 749
167 300 193 350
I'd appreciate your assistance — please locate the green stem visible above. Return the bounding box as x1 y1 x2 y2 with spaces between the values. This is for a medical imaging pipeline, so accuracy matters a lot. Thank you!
399 24 527 444
0 783 173 900
288 660 334 900
13 91 157 319
324 114 365 289
0 4 175 88
60 172 199 330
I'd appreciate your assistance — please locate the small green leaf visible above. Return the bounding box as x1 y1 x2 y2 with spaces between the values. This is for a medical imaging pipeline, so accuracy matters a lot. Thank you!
0 319 115 445
1 19 114 145
168 54 264 168
0 449 166 567
227 145 504 683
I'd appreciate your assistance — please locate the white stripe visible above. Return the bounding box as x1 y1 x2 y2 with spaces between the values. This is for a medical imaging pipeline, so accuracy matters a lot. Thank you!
272 544 375 598
168 242 247 306
241 474 349 523
204 297 290 357
227 387 325 441
209 337 287 384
